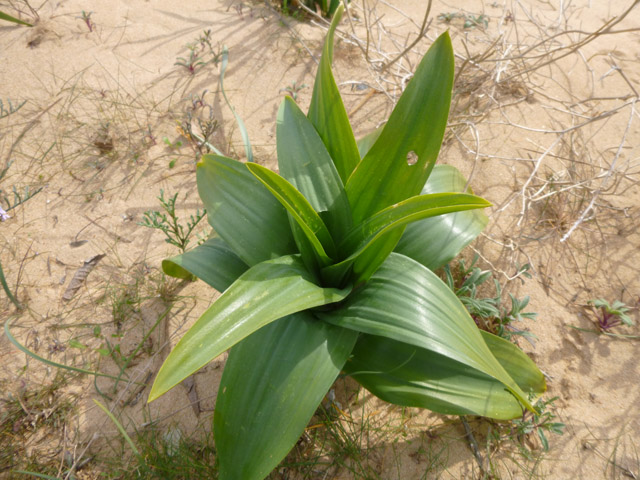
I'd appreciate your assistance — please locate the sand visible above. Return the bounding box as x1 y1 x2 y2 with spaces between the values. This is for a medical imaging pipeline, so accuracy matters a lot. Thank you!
1 0 639 478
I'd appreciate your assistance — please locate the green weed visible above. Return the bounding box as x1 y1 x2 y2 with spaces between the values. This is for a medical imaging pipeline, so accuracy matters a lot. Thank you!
139 190 207 253
588 298 635 331
444 256 536 341
175 30 221 75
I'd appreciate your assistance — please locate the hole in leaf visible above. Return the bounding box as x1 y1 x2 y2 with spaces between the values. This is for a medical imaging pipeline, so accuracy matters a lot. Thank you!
406 151 418 166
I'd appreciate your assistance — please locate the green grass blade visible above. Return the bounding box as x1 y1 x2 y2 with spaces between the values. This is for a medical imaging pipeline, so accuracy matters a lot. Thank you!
346 32 455 223
0 11 33 26
0 259 22 309
11 472 61 479
307 5 360 184
197 155 296 266
277 96 352 240
4 317 141 384
220 46 252 162
395 165 489 270
162 236 249 292
320 253 536 412
345 332 545 420
93 399 141 457
215 313 358 480
149 255 351 401
247 162 336 263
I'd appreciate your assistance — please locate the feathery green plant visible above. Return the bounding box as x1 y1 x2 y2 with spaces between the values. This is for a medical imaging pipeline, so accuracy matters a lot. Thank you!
149 7 545 479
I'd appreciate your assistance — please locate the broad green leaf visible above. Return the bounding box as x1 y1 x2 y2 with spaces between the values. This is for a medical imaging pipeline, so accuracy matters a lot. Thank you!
480 331 546 395
162 236 248 292
307 5 360 184
339 193 490 254
215 313 358 480
197 155 296 266
344 331 545 420
349 229 404 287
320 253 535 411
277 97 352 240
322 193 490 285
356 128 383 159
247 162 336 264
0 10 32 26
149 255 350 401
346 32 455 223
395 165 489 270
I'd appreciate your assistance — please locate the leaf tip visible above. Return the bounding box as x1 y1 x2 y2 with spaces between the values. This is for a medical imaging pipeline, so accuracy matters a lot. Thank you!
147 384 162 403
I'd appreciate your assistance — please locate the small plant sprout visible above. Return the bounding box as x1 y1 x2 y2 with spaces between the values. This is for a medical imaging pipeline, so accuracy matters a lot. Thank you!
188 90 208 110
143 125 156 146
139 190 207 253
510 396 565 452
175 44 206 75
464 14 489 29
175 32 222 75
437 11 489 29
0 98 27 119
79 10 95 32
280 81 308 101
588 299 635 331
163 136 183 151
437 12 458 23
181 106 219 156
148 7 545 480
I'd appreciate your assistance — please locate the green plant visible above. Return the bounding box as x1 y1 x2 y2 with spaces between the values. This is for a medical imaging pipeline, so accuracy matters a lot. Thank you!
162 136 182 150
588 298 634 331
0 98 27 119
280 81 308 101
0 10 33 26
175 30 221 75
510 396 565 453
79 10 95 32
464 14 489 29
437 12 489 29
139 190 207 253
181 106 219 157
282 0 343 17
150 7 545 479
444 256 537 340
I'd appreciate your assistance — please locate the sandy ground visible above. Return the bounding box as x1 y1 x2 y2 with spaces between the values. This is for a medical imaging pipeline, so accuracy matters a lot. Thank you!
1 0 639 478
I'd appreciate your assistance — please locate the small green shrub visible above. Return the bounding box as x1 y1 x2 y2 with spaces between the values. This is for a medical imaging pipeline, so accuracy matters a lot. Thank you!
444 256 537 341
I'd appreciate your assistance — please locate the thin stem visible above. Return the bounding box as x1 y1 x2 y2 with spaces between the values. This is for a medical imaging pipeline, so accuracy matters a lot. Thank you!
0 259 22 310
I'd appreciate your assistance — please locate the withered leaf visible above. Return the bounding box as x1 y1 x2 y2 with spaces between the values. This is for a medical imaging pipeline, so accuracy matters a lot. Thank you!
62 254 106 301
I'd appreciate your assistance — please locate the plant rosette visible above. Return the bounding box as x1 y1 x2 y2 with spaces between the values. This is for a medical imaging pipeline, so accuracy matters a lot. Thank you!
149 6 546 479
